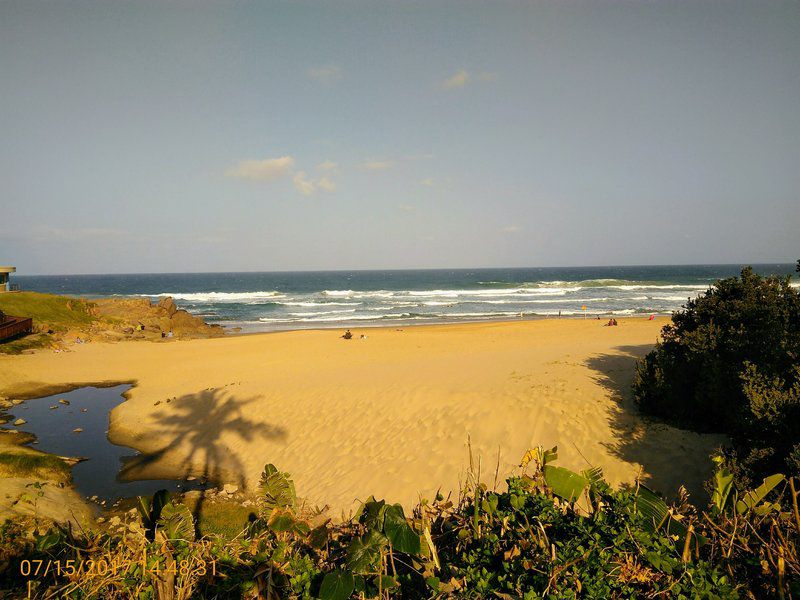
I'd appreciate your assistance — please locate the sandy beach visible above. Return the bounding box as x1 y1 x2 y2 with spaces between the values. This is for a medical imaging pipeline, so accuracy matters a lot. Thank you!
0 318 726 514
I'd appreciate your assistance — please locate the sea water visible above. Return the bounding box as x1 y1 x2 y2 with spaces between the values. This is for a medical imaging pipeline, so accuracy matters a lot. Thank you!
16 264 797 333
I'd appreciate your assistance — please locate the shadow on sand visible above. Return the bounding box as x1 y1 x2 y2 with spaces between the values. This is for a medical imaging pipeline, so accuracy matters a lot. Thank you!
119 388 287 522
585 345 726 500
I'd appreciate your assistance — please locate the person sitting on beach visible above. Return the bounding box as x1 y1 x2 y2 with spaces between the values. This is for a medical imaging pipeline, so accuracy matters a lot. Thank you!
342 329 353 339
605 319 613 326
612 318 618 326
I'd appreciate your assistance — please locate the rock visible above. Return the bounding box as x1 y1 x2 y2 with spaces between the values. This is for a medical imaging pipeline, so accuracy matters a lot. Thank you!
72 428 83 433
49 405 58 410
0 400 12 409
187 475 196 481
222 483 238 495
157 297 178 317
80 408 87 413
241 499 254 507
183 490 202 499
59 399 70 405
0 419 8 425
97 517 106 524
13 419 27 426
11 399 23 406
108 516 121 526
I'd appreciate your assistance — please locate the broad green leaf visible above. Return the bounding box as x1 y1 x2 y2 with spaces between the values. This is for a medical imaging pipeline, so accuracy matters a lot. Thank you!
347 530 387 573
260 464 296 513
481 493 499 516
635 486 672 534
383 504 421 554
736 474 785 514
373 575 398 589
425 576 440 591
543 465 589 501
318 570 355 600
309 524 329 549
711 464 735 513
267 509 295 533
636 486 706 550
360 497 387 531
157 502 195 541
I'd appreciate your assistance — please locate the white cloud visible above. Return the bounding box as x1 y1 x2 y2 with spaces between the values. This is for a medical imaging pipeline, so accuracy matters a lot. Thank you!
441 70 495 90
225 156 295 181
502 225 521 233
227 155 336 196
294 172 336 195
293 171 317 196
362 159 394 170
308 65 342 83
441 69 470 90
317 176 336 192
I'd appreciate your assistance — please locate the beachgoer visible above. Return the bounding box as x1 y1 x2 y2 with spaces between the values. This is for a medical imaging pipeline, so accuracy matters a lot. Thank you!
342 330 353 339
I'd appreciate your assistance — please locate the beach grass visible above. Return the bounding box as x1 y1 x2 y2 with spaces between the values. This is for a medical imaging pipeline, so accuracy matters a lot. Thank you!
182 496 256 538
0 451 71 482
0 292 96 332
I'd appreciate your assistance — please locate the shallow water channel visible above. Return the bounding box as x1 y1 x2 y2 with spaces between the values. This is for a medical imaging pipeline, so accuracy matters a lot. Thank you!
1 385 207 501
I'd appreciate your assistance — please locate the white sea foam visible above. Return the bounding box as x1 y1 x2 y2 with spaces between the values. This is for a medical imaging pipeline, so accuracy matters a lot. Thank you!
154 291 285 302
288 309 357 317
279 301 362 307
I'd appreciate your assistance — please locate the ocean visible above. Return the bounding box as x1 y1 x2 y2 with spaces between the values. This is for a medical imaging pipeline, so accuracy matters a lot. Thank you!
15 264 797 333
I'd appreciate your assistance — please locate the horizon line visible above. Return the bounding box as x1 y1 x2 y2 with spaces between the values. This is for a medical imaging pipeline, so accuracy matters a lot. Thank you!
10 261 798 278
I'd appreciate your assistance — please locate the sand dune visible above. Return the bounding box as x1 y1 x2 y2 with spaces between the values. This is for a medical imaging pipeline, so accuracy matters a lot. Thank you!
0 318 726 513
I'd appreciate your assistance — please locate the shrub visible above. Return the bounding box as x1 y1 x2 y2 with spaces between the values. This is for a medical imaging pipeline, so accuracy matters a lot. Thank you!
2 452 798 599
633 266 800 484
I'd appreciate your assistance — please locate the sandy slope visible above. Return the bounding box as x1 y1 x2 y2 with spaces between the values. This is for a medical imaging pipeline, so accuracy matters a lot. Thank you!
0 318 726 514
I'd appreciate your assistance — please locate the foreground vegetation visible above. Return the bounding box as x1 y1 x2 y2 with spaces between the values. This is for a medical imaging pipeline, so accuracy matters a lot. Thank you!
634 265 800 487
1 448 798 599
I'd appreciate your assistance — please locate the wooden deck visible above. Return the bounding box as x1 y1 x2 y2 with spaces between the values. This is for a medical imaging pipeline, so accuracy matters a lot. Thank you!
0 316 33 342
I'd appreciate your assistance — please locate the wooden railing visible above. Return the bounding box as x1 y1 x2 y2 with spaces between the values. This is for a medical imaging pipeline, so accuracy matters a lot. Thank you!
0 316 33 342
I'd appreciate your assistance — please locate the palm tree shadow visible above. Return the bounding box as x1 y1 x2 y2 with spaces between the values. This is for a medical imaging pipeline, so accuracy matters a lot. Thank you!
118 388 287 522
585 345 725 500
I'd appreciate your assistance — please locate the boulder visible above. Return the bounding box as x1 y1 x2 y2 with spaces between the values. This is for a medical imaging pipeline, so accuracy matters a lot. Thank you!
157 297 178 317
222 483 239 495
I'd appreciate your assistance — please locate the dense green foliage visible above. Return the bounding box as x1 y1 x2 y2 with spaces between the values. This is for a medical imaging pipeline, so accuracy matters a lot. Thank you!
633 266 800 484
1 451 798 599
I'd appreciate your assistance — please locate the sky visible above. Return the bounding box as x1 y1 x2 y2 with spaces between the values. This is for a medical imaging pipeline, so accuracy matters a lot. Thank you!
1 1 798 275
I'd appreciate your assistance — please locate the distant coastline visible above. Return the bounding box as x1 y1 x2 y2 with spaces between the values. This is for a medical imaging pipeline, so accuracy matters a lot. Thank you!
14 264 797 333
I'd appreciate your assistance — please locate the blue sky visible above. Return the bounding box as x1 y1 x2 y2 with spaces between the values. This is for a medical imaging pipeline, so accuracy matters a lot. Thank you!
2 1 798 275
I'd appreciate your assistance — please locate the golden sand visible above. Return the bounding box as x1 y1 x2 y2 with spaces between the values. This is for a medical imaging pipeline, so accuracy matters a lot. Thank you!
0 318 725 513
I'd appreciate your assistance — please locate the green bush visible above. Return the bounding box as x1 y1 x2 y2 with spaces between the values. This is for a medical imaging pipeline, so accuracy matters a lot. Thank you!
633 266 800 484
2 452 798 599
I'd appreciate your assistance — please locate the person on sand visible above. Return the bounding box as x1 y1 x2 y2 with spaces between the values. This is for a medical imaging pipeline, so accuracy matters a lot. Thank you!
342 329 353 339
612 318 618 326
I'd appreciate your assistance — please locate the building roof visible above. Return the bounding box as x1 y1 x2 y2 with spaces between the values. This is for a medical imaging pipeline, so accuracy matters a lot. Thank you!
0 267 16 274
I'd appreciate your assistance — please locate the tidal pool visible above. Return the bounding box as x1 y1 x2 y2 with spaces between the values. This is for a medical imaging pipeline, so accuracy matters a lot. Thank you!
1 385 207 501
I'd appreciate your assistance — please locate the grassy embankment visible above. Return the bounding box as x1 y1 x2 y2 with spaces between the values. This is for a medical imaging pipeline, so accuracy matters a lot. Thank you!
0 430 71 482
0 292 98 354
